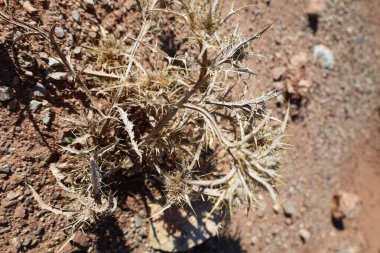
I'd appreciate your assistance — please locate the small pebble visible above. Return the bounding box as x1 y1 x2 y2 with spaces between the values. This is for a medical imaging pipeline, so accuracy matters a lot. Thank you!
72 10 81 22
0 167 12 174
48 57 61 67
89 31 97 39
22 1 38 14
299 228 311 243
29 100 42 113
336 249 352 253
31 83 48 97
84 0 95 10
273 203 282 214
0 86 14 102
42 108 52 125
7 190 23 201
313 44 334 69
283 201 296 217
73 47 82 55
134 214 143 228
14 205 27 219
39 52 49 59
54 27 65 39
48 72 67 81
254 8 261 16
251 236 258 246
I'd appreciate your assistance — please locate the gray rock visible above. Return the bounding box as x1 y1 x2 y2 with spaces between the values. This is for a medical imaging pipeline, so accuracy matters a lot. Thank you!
31 83 48 97
84 0 95 10
283 201 296 217
29 100 42 113
48 57 61 67
22 238 33 247
73 47 82 55
67 75 74 84
0 167 11 174
54 26 65 39
299 228 311 243
0 86 14 102
313 44 334 69
42 108 52 125
48 72 67 81
72 10 81 22
39 52 49 59
134 214 143 228
254 8 261 16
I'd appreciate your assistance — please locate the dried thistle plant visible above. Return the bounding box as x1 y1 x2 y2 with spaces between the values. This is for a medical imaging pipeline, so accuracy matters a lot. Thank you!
1 0 288 233
55 0 288 220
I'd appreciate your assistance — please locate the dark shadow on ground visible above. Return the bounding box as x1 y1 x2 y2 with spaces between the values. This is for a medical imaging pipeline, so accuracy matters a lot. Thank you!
187 234 246 253
93 215 131 252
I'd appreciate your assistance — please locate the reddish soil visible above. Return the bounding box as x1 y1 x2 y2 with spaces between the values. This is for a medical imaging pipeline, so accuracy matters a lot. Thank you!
1 0 379 253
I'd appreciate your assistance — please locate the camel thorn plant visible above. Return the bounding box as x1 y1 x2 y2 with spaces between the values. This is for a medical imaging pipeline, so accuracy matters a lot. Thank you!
1 0 289 241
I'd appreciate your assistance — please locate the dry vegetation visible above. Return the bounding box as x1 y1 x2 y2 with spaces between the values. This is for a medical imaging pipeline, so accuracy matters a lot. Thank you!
1 0 288 238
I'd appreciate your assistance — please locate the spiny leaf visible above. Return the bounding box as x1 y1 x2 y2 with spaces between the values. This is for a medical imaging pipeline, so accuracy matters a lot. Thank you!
116 106 143 161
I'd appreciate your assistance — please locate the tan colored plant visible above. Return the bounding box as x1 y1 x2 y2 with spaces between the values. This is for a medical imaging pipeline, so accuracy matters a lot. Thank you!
1 0 288 237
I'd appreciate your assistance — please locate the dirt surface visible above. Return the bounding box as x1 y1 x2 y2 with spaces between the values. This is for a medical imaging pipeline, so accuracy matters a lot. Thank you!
1 0 379 253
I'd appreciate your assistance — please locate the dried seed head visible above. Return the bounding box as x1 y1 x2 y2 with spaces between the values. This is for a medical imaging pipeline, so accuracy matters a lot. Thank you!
164 170 192 206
